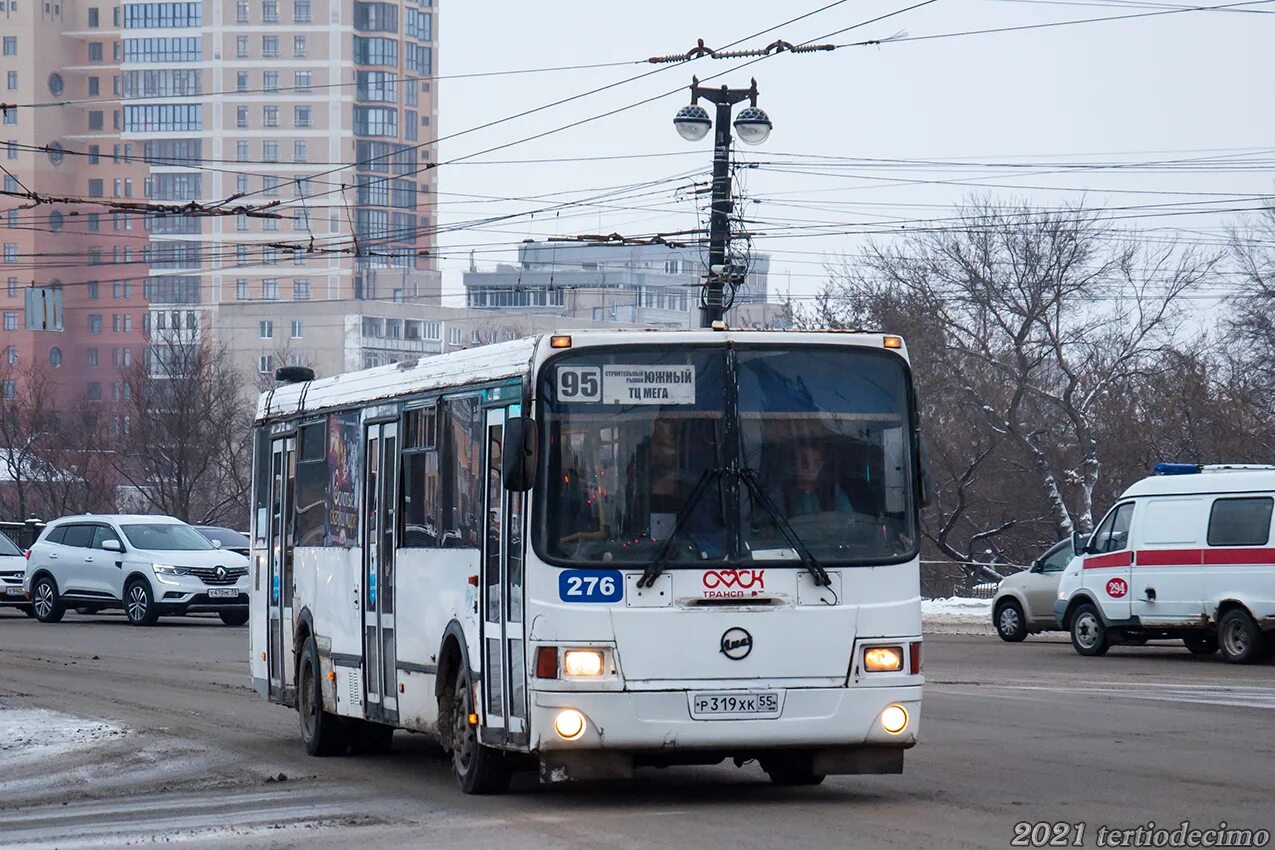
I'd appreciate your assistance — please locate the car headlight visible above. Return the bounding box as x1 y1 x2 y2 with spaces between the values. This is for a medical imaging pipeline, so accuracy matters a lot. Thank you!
863 645 905 672
153 563 190 576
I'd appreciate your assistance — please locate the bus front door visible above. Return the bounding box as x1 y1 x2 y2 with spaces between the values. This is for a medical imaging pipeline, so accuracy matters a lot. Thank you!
362 421 399 724
267 435 296 704
480 405 528 748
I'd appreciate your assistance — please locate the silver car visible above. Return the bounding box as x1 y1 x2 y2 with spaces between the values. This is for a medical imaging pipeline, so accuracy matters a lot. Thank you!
993 540 1075 641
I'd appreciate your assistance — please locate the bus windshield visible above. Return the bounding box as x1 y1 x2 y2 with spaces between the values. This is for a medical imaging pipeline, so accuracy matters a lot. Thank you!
537 344 917 567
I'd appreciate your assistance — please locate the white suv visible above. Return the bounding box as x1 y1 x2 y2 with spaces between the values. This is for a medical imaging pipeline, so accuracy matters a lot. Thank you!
25 515 251 626
1 531 31 615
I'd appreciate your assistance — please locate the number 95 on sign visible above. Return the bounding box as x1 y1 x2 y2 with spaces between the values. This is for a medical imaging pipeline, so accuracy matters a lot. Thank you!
559 569 623 603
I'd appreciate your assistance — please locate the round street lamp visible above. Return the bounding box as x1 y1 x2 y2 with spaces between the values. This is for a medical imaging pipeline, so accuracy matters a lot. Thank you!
732 106 773 145
673 104 712 142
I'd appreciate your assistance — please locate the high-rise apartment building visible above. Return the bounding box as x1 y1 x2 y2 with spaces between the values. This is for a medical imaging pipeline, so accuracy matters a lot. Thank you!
1 0 439 411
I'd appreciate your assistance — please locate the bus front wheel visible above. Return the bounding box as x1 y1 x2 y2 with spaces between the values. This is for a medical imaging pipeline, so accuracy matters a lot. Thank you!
445 664 511 795
298 636 350 756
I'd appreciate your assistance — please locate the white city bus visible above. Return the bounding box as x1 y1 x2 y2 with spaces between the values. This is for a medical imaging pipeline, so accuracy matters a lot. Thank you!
249 328 925 793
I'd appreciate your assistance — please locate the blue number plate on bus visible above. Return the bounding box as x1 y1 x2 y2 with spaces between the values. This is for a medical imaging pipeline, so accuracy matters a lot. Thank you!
558 570 623 603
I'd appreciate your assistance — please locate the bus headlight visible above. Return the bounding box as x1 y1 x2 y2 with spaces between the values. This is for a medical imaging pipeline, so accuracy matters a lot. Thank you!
881 704 909 735
553 708 587 740
863 646 904 672
563 649 606 677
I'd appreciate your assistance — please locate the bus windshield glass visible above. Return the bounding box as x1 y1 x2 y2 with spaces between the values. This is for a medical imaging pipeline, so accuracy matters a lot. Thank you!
537 344 917 567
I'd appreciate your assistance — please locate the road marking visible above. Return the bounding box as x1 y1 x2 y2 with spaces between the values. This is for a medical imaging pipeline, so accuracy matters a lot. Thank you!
935 681 1275 710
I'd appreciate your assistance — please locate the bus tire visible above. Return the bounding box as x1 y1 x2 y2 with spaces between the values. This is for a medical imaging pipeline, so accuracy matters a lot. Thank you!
1218 608 1269 665
445 664 511 795
760 753 825 786
1069 603 1109 657
298 636 349 756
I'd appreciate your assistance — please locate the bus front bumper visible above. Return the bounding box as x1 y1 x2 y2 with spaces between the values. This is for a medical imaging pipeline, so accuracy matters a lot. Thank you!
529 684 920 780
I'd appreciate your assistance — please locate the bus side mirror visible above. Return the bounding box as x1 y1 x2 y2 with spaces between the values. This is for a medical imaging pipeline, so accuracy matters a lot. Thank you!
503 416 538 492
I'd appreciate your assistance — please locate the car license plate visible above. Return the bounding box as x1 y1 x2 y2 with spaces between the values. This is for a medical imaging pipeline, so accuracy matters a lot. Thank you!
3 586 24 596
690 691 781 719
207 588 239 599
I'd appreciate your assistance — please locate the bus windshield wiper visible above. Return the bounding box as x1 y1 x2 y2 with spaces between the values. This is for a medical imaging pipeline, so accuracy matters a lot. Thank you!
738 468 832 588
636 467 723 589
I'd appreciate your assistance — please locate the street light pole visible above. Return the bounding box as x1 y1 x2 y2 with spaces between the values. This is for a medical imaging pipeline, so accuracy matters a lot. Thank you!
673 77 772 328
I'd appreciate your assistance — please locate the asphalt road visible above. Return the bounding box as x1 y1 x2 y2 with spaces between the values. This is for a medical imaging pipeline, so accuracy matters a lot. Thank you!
1 609 1273 849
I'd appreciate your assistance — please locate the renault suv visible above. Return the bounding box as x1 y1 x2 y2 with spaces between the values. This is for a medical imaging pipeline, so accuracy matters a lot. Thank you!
25 515 250 626
1 531 32 615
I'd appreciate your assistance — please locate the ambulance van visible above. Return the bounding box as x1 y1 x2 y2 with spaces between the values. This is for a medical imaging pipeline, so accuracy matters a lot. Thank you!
1054 464 1275 664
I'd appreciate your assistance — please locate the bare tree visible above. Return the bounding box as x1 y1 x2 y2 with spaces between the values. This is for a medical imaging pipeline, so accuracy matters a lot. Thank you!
797 198 1220 578
111 334 254 526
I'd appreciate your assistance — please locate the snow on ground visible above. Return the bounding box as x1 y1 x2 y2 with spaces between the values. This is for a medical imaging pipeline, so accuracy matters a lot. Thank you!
923 596 993 624
0 707 127 765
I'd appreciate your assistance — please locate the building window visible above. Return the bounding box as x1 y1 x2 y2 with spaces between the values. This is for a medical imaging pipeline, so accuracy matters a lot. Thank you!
353 106 397 137
236 0 249 21
88 111 104 130
236 106 249 129
236 140 249 162
236 72 249 93
123 103 202 132
1 380 14 400
5 71 16 91
6 345 18 364
263 175 279 196
2 312 16 331
352 36 397 66
89 314 103 334
258 354 273 374
123 37 201 62
262 279 278 299
356 71 397 102
449 326 460 346
293 35 306 56
87 76 100 96
87 348 98 366
236 36 248 58
87 383 102 401
404 110 417 141
293 141 307 163
2 37 17 57
405 8 430 40
405 43 432 75
294 106 311 128
261 0 278 22
259 320 273 339
88 42 104 62
263 106 278 128
236 279 248 300
294 0 310 22
294 71 312 93
292 279 310 300
289 319 303 338
262 35 279 57
2 242 15 262
262 140 279 161
123 3 202 28
263 71 279 92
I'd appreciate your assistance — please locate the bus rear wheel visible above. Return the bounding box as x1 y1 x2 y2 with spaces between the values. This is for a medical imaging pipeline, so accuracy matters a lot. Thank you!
445 665 511 795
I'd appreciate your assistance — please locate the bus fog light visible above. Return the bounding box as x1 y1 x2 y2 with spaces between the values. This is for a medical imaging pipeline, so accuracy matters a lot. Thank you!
881 704 909 735
864 646 904 672
553 709 586 740
563 649 605 677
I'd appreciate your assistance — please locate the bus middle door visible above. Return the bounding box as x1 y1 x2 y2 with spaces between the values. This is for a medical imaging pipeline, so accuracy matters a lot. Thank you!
266 435 297 704
362 420 400 724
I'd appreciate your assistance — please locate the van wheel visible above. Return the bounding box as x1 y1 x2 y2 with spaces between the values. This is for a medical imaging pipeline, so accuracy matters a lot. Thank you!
1069 604 1109 657
124 579 159 626
31 576 65 623
444 664 511 794
1183 633 1218 655
994 599 1028 642
297 636 350 756
1218 609 1270 664
760 753 826 786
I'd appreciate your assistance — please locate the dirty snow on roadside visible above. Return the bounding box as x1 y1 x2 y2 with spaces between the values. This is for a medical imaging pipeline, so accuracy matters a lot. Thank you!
922 596 993 624
0 707 127 765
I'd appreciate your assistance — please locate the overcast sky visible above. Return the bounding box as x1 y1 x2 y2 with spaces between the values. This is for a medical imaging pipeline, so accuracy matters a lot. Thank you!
435 0 1272 305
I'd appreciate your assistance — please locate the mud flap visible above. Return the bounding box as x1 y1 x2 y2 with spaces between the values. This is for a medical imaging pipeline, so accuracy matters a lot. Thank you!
812 745 905 775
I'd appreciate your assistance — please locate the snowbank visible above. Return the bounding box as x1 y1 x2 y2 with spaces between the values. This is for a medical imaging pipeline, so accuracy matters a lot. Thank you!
0 707 126 764
922 596 993 624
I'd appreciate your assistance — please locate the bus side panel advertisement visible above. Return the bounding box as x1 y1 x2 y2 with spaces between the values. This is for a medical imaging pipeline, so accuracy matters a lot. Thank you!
326 413 361 547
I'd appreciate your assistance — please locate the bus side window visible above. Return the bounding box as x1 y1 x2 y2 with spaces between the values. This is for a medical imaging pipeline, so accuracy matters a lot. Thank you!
294 421 328 547
440 394 483 548
401 405 440 548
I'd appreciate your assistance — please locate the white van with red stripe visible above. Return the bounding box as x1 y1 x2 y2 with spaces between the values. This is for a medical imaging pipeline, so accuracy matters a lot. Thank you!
1054 464 1275 664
